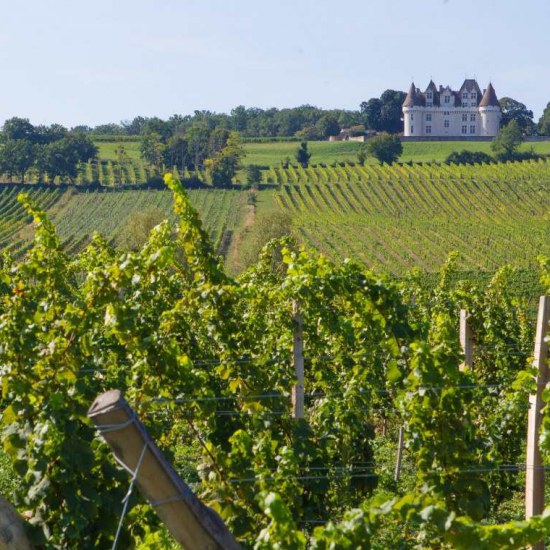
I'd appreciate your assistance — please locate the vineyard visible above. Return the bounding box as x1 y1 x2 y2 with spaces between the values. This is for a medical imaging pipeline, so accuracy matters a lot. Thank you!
266 159 550 273
0 158 548 284
0 184 244 257
0 175 549 548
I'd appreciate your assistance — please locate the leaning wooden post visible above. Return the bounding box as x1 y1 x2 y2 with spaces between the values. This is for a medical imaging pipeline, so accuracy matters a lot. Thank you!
88 390 241 550
525 296 550 550
0 495 34 549
292 300 305 419
459 309 473 372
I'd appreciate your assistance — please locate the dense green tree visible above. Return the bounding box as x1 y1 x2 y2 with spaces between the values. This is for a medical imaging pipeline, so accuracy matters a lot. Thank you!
205 131 245 187
245 164 262 187
379 89 407 133
140 131 166 172
499 97 536 135
365 133 403 164
34 124 68 144
538 102 550 136
231 105 249 131
360 98 382 131
2 117 36 142
185 125 211 170
491 119 524 160
39 135 97 182
164 134 189 172
360 91 406 133
208 127 231 157
315 115 340 138
295 125 324 141
0 139 35 181
295 141 312 168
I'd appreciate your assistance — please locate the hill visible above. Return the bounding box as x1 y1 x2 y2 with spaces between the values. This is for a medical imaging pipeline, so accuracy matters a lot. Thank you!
0 159 547 293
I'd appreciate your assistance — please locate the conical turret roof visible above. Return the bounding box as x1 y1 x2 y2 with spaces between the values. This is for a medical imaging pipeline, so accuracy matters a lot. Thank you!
479 82 499 107
403 82 419 107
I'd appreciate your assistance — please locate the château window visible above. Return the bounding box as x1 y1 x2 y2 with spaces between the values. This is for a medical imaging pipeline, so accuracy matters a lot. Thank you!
462 125 467 134
470 114 476 122
462 92 468 99
462 114 468 122
411 114 414 121
444 111 450 115
470 125 476 134
411 126 414 134
444 120 450 128
426 125 432 134
444 95 450 104
470 92 476 99
426 114 432 121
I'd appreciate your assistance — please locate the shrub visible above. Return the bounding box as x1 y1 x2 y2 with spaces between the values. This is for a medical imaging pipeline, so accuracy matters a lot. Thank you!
445 150 494 165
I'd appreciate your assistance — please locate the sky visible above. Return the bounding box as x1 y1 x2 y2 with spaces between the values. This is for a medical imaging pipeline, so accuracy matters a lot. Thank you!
0 0 548 127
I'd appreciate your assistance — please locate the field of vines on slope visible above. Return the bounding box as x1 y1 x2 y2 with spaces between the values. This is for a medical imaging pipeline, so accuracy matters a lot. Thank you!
268 159 550 274
0 185 245 257
0 174 549 549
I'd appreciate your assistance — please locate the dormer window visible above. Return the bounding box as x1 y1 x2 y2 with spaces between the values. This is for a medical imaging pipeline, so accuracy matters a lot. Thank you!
426 91 433 107
444 95 450 104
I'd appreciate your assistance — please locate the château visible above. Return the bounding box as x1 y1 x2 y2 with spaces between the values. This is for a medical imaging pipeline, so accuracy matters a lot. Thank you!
402 79 501 138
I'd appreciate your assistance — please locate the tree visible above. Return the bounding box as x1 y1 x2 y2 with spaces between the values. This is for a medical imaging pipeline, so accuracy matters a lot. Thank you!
205 131 245 187
315 115 340 138
185 125 211 170
164 134 189 172
491 119 523 160
245 164 262 188
208 127 231 157
0 139 35 182
140 132 166 172
538 102 550 136
379 90 407 133
295 141 311 168
295 126 324 141
357 144 367 166
2 117 36 142
365 133 403 165
499 97 536 135
360 98 382 131
360 91 406 133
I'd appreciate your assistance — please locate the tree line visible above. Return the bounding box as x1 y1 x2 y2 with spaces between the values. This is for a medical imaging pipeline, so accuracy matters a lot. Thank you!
0 118 97 183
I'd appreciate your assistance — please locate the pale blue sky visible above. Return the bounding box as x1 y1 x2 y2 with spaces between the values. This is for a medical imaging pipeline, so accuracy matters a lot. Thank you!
0 0 548 127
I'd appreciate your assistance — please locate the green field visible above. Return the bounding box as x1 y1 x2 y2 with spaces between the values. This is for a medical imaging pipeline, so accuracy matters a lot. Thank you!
94 137 550 171
242 139 550 167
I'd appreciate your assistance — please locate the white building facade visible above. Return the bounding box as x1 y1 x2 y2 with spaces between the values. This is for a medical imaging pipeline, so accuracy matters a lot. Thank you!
402 79 501 138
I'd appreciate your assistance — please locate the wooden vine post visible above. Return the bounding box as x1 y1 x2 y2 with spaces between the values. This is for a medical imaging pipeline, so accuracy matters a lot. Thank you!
88 390 241 550
459 309 473 372
292 300 305 419
525 296 550 550
394 426 405 482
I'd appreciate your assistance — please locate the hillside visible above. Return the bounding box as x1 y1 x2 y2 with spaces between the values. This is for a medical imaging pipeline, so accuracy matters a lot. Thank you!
0 159 548 284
